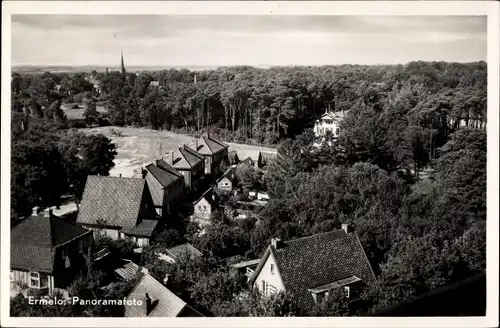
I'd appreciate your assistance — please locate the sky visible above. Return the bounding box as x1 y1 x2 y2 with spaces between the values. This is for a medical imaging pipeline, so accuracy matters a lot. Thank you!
11 15 487 67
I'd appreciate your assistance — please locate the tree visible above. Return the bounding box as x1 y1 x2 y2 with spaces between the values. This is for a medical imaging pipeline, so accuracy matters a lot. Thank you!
83 99 99 126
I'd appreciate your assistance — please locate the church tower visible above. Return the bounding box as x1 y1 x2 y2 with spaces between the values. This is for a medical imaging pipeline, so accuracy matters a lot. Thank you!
120 50 126 74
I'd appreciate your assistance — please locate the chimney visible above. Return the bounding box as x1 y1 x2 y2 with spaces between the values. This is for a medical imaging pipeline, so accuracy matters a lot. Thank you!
32 206 42 216
341 223 353 234
43 208 53 218
271 237 283 250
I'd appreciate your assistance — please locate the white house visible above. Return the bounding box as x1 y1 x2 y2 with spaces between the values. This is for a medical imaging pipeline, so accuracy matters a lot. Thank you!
314 109 348 139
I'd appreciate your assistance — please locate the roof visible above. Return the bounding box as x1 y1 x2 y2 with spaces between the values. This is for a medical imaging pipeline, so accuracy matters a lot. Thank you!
11 213 90 272
114 259 141 281
145 161 181 188
193 187 218 206
250 229 376 310
230 259 261 269
317 110 349 123
125 273 200 317
189 135 228 156
163 146 203 170
121 219 159 237
166 243 203 261
76 175 146 228
218 167 236 184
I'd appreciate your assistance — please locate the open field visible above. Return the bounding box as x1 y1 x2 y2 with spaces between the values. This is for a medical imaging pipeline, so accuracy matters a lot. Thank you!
82 126 277 177
62 103 107 121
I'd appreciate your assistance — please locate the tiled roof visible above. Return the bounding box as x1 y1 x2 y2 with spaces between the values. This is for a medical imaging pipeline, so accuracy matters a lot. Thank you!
145 162 181 188
114 259 141 281
121 219 159 237
125 273 201 317
76 175 146 228
166 243 203 261
11 213 90 272
250 229 376 310
180 146 204 167
164 147 203 170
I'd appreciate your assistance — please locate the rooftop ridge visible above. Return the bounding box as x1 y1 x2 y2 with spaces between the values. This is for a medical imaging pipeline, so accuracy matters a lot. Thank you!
281 228 350 246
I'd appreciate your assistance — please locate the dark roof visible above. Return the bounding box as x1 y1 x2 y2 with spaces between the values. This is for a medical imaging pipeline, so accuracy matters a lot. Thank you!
11 213 90 272
180 146 204 166
166 243 203 261
125 273 201 317
250 229 376 310
218 167 236 184
77 175 146 228
193 187 218 206
189 135 228 156
145 162 181 188
121 220 159 237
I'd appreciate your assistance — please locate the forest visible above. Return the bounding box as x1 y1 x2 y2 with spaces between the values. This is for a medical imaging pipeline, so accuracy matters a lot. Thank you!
10 61 487 316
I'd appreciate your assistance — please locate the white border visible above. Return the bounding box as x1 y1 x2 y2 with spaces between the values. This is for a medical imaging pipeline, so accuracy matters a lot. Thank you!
1 1 499 328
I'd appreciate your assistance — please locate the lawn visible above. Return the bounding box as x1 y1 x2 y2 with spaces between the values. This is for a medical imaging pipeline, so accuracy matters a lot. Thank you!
82 126 277 177
62 103 107 121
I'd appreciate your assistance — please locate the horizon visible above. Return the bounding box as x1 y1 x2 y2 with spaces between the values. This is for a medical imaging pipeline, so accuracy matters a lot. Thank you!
12 15 486 67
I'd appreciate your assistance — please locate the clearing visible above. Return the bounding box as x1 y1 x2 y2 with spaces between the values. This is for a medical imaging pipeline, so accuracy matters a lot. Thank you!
82 126 277 177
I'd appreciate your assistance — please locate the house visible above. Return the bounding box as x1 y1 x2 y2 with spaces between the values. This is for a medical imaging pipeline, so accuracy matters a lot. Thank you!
314 107 349 139
216 166 236 193
157 243 203 264
124 273 202 317
192 187 219 224
163 146 205 192
76 175 159 247
188 133 229 176
249 224 376 311
144 159 184 217
10 207 93 296
230 259 261 282
150 80 160 87
114 259 141 281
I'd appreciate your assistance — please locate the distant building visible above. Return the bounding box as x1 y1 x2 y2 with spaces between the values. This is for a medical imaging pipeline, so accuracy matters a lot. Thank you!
249 224 376 312
114 259 141 282
188 133 229 176
192 187 219 224
157 243 203 264
10 207 93 296
150 81 160 87
76 175 159 247
124 273 202 317
314 108 348 139
163 146 205 192
144 160 184 217
216 166 236 193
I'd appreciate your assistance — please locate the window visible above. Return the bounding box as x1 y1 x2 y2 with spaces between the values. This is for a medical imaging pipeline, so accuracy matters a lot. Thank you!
29 271 40 288
262 281 277 296
78 239 84 254
10 271 14 282
270 264 275 275
336 128 340 135
344 286 350 298
61 247 67 260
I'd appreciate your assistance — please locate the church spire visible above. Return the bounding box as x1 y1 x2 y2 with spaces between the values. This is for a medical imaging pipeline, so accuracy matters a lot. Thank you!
120 49 126 74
